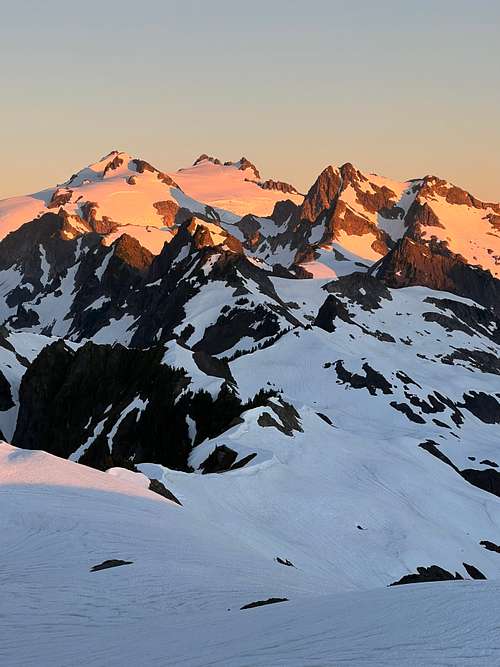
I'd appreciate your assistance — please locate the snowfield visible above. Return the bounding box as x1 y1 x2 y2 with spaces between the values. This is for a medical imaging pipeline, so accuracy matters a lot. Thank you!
1 442 499 667
171 156 304 217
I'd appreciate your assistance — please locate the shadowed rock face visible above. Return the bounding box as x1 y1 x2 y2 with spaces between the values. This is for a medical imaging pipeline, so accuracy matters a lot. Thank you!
325 273 393 311
0 212 91 276
12 340 276 473
112 234 154 273
47 189 73 209
0 211 303 354
419 176 500 213
333 360 393 396
148 478 182 505
459 392 500 424
12 341 192 470
0 371 14 411
153 200 191 228
102 154 124 175
200 445 238 474
299 166 342 223
314 294 354 332
129 219 302 352
374 236 500 315
480 540 500 553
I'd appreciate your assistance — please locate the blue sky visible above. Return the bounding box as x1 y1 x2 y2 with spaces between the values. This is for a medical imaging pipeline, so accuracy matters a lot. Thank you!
1 0 499 198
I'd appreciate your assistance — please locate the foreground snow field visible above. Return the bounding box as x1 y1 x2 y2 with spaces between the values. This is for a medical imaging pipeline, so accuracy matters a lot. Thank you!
1 442 499 667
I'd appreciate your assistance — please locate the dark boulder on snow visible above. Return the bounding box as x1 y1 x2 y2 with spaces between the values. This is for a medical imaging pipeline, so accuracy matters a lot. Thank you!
389 565 463 586
314 294 353 332
240 597 288 610
148 478 182 505
200 445 238 474
462 563 487 580
333 360 393 396
90 559 133 572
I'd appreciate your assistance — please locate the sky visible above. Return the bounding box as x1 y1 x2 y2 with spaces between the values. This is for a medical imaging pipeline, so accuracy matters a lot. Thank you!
1 0 499 200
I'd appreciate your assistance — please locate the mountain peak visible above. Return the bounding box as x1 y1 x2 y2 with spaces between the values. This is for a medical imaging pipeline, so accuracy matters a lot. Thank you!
191 154 260 179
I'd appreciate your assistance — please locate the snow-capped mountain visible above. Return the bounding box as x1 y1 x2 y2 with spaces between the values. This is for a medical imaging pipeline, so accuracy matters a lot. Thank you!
1 150 499 665
173 153 304 216
0 150 302 253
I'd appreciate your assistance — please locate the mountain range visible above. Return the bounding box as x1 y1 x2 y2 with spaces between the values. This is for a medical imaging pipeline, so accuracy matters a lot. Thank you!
1 150 499 665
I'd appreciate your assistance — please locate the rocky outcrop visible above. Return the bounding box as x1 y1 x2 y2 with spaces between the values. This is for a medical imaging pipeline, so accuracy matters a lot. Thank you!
480 540 500 553
462 563 487 580
129 159 180 188
329 360 393 396
193 154 222 166
374 236 500 315
419 176 500 213
148 478 182 505
458 392 500 424
200 445 238 473
324 273 393 311
153 200 191 228
47 188 73 209
235 214 265 249
248 178 300 195
390 565 463 586
193 154 261 179
90 559 133 572
236 157 260 179
270 199 300 227
12 340 276 473
112 234 154 273
0 371 15 411
257 398 302 436
299 166 341 223
314 295 354 332
102 154 124 176
12 341 192 470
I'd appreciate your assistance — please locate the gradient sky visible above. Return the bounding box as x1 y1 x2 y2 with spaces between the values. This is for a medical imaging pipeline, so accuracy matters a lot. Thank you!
1 0 499 200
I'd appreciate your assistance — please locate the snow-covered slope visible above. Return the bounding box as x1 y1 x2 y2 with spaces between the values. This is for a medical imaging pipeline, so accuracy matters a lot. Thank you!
1 442 500 666
414 176 500 277
170 154 303 216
